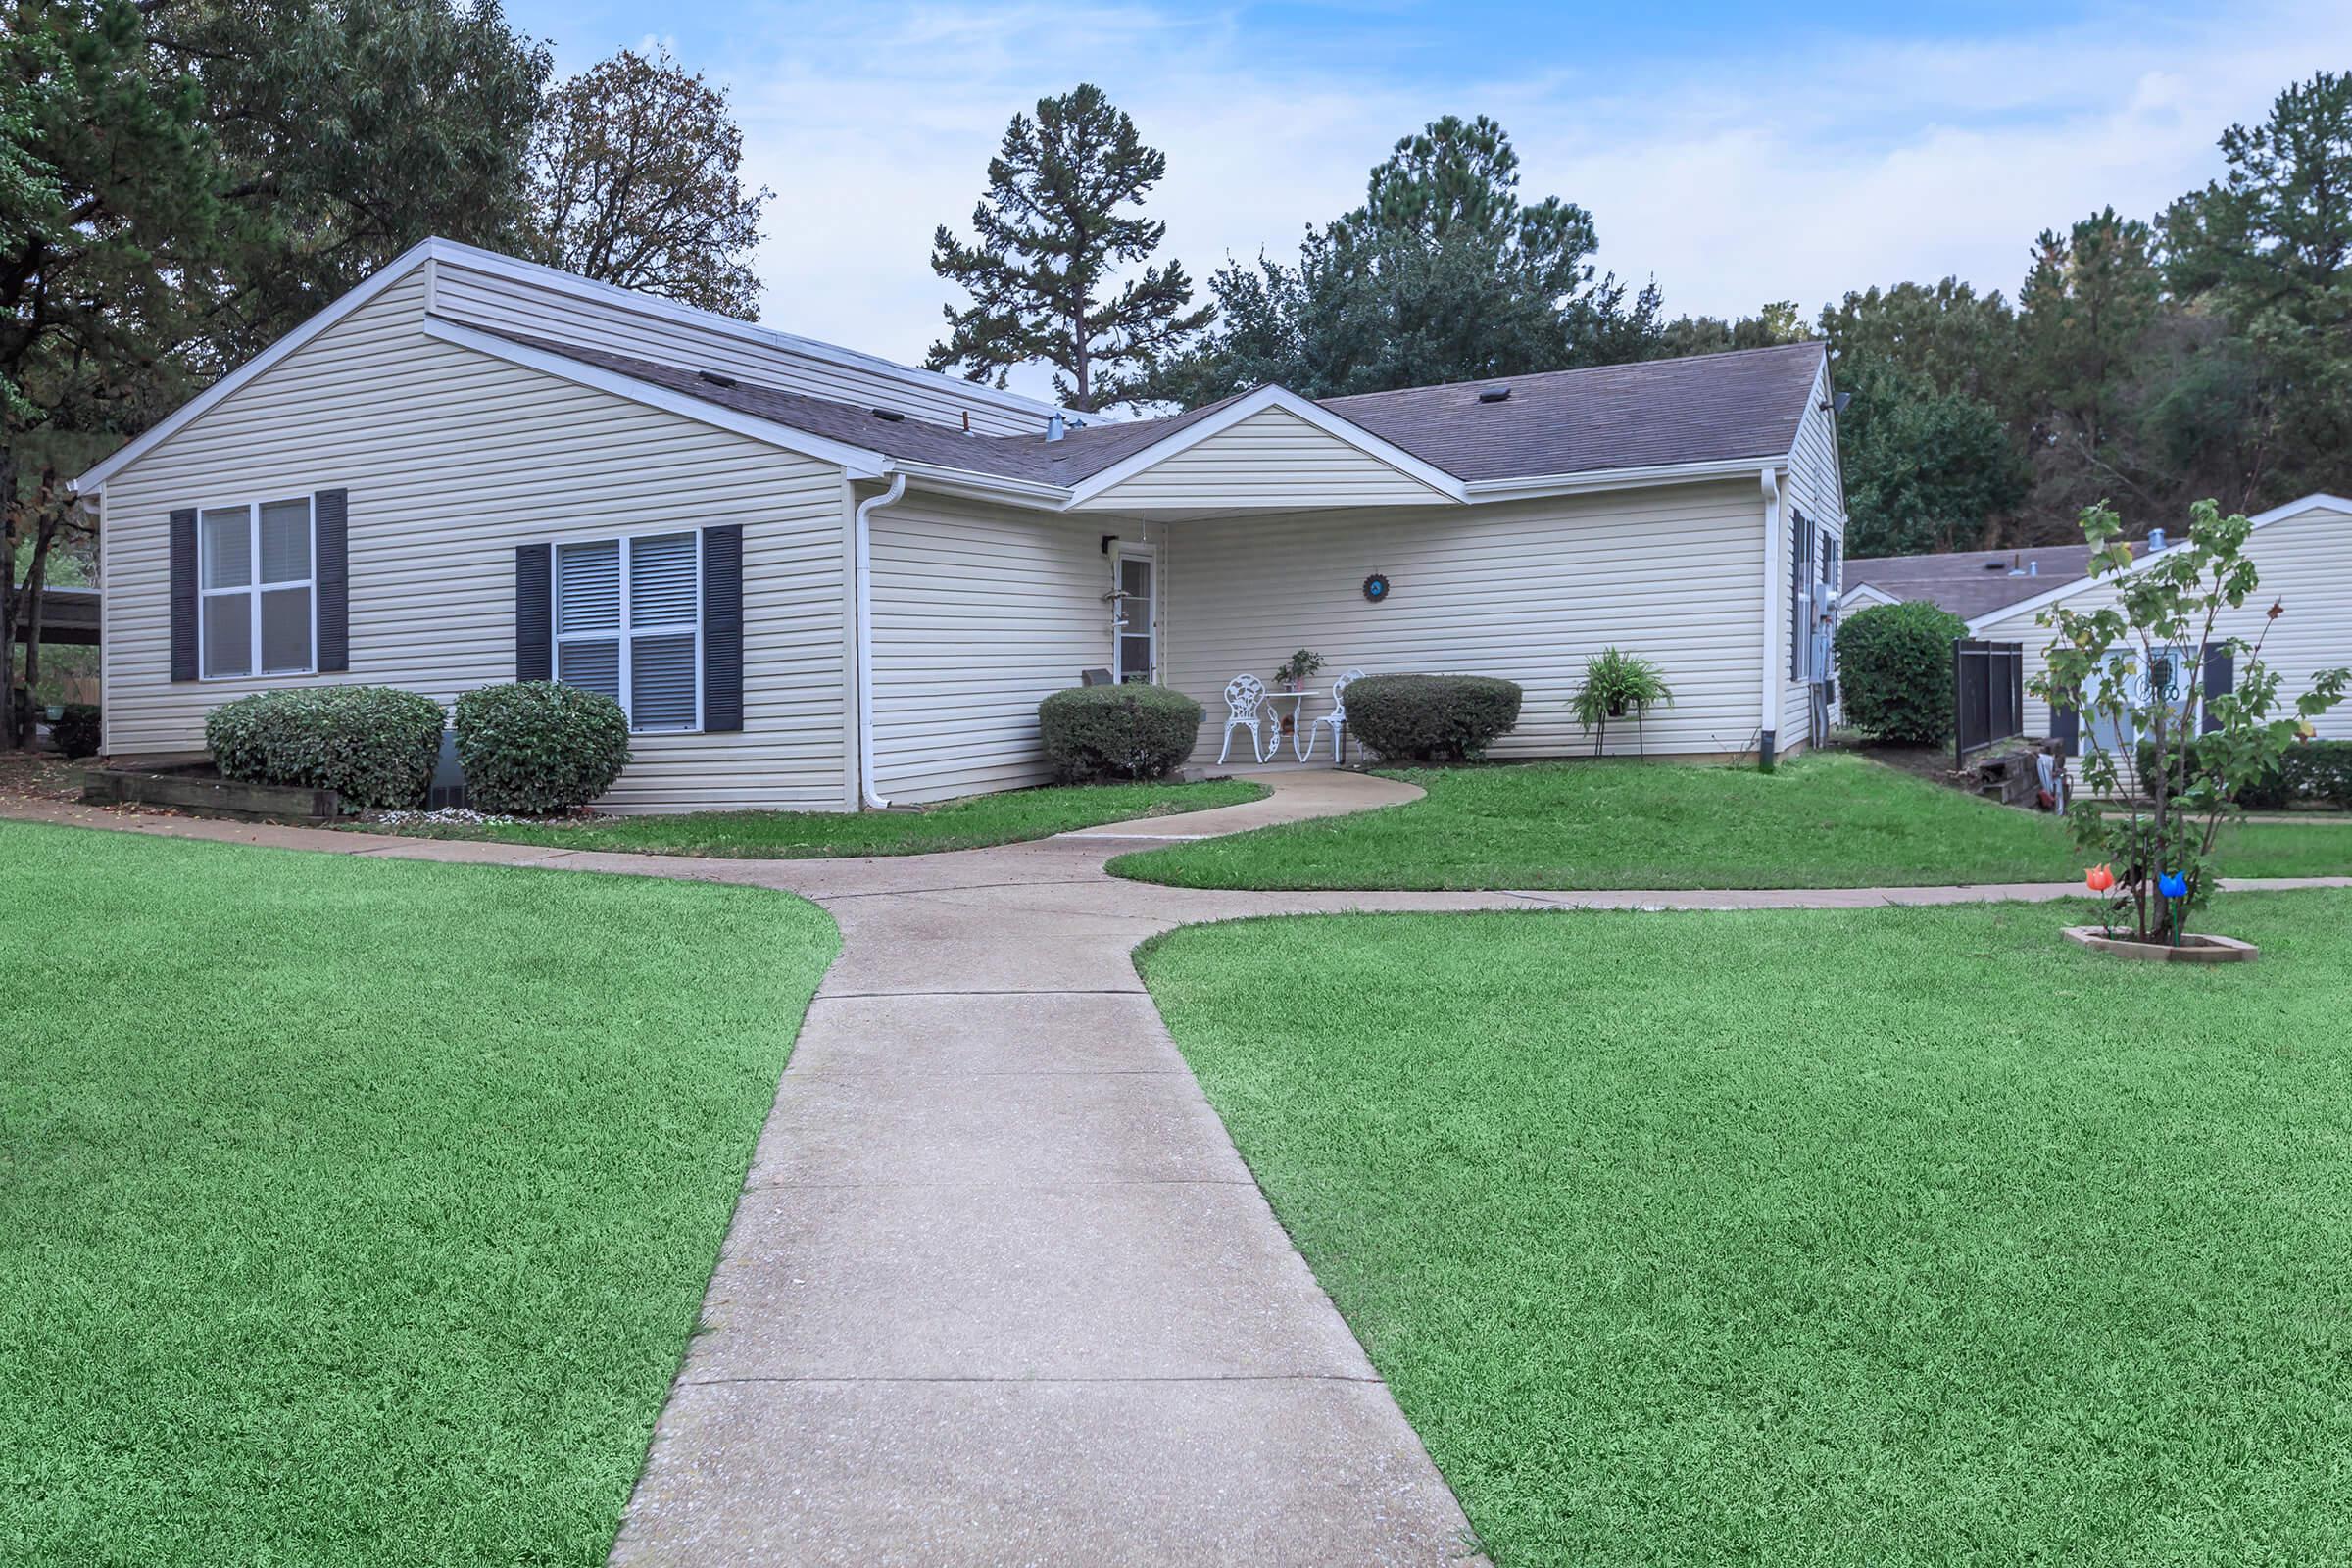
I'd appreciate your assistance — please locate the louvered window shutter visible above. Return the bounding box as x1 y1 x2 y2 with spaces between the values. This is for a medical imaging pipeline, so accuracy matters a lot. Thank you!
170 509 199 681
2200 642 2233 734
316 489 350 672
515 543 553 681
627 533 699 730
702 526 744 732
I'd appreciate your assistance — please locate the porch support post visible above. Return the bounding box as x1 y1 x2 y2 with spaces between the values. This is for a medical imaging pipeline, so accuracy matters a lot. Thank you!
1759 466 1783 766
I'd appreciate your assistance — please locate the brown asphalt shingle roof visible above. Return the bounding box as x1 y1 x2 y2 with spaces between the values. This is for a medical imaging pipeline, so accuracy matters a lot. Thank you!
1845 545 2097 621
493 330 1828 490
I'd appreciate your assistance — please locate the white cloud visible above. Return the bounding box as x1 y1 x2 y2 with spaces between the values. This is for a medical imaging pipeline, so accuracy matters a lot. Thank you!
665 0 2352 395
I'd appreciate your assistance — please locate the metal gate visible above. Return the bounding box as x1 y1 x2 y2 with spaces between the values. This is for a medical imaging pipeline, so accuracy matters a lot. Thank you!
1954 639 2025 763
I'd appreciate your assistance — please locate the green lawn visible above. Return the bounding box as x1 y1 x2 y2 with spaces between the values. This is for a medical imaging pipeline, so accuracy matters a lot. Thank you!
1138 892 2352 1568
360 777 1265 858
0 822 837 1566
1110 753 2352 889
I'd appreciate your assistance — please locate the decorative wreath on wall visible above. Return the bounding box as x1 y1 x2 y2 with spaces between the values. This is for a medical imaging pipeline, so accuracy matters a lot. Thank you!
1362 572 1391 604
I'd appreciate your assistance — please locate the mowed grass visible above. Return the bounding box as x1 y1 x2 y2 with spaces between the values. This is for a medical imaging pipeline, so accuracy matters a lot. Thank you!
362 777 1266 858
1110 752 2352 889
0 822 838 1566
1138 892 2352 1567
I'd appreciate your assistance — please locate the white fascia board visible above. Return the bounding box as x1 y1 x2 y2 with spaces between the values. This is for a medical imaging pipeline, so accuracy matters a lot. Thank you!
1962 492 2352 633
1838 582 1901 611
421 318 892 479
73 237 442 493
891 461 1070 508
1062 384 1470 507
420 237 1071 424
1462 455 1787 503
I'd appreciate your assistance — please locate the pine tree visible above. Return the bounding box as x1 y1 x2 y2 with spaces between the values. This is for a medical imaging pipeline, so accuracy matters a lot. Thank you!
926 84 1210 412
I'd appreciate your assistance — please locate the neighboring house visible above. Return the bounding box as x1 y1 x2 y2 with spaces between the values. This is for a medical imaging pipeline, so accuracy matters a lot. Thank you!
72 238 1848 812
1839 544 2098 622
1967 494 2352 749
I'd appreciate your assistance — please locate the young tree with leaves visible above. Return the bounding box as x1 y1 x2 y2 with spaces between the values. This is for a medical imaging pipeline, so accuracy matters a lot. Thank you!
927 84 1209 412
523 48 770 316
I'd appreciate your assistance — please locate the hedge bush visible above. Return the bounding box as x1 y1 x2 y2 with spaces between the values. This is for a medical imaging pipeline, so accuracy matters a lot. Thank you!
1834 601 1966 745
207 685 447 810
453 682 632 814
1346 674 1524 762
52 704 101 760
1039 684 1202 782
2143 734 2352 809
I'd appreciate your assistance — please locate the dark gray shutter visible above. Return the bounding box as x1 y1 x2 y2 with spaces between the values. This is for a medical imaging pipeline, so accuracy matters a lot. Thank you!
515 543 553 681
1788 511 1812 680
702 525 744 731
2050 706 2080 756
315 488 349 671
2201 641 2233 734
169 508 199 681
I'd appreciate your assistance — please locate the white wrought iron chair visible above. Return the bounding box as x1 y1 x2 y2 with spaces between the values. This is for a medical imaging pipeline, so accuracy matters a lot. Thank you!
1218 674 1269 765
1299 668 1364 762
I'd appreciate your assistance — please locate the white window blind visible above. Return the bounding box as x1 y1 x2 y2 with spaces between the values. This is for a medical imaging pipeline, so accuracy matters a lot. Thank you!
554 532 701 731
199 496 316 678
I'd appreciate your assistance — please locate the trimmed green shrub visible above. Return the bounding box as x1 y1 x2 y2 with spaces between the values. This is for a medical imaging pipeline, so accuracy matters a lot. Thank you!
1834 601 1966 745
1347 674 1524 762
1039 684 1202 782
2144 734 2352 809
207 685 446 810
52 704 101 760
454 682 631 814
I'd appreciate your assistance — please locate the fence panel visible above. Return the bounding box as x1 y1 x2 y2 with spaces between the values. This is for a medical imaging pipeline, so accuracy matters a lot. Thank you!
1954 639 2026 763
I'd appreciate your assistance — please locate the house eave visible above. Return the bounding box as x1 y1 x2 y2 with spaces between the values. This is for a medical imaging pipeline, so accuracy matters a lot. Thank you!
1461 455 1788 504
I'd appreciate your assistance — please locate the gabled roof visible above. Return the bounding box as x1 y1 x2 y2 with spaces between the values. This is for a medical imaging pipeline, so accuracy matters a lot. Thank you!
1845 545 2097 620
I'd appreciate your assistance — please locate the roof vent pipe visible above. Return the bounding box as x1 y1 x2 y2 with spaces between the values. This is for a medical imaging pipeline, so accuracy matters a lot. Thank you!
2029 560 2038 576
2147 528 2166 552
1046 411 1065 442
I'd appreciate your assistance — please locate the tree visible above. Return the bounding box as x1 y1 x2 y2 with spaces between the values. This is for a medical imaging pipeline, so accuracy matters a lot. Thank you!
1838 359 2027 558
927 84 1209 412
2015 208 2163 526
2162 71 2352 504
3 0 221 746
2033 500 2348 942
522 48 769 316
1651 301 1809 359
1153 115 1658 405
147 0 551 370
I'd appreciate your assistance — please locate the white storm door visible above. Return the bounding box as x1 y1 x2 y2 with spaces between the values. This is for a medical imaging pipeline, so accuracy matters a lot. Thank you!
1112 545 1157 684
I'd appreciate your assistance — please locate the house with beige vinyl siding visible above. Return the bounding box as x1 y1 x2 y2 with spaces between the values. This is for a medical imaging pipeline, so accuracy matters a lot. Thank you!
72 237 1848 812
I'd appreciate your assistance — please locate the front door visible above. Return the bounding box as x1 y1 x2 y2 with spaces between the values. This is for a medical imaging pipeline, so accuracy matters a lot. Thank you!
1112 546 1156 684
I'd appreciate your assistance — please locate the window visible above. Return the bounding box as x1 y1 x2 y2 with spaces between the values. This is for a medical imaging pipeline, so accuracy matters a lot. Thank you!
200 497 315 678
555 532 701 731
1789 509 1814 680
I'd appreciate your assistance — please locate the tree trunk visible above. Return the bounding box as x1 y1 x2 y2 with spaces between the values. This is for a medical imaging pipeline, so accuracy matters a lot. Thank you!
1 441 16 750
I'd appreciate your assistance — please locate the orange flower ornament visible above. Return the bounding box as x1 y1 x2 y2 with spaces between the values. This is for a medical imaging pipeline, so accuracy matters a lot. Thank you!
2085 864 2116 894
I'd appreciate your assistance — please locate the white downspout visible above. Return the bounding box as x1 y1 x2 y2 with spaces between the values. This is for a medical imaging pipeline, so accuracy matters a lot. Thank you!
1758 466 1783 767
854 471 907 809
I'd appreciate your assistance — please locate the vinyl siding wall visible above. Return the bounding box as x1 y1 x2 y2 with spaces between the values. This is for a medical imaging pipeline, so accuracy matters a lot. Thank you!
430 259 1052 437
1078 407 1452 511
1161 481 1772 760
1973 502 2352 740
98 270 856 812
865 489 1130 803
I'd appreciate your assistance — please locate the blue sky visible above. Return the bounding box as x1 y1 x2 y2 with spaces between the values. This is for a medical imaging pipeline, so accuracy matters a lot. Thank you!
499 1 2352 393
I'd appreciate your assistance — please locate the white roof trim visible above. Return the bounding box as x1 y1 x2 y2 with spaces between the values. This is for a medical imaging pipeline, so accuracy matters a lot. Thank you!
1462 454 1787 503
421 237 1071 426
1838 582 1901 611
1063 384 1469 507
1964 492 2352 632
74 237 441 492
422 318 893 479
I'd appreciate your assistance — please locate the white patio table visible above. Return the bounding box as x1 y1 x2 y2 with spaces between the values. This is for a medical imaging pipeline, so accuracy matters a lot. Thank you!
1258 690 1321 760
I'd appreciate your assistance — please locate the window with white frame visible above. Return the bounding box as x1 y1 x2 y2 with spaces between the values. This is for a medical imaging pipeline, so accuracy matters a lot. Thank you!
199 497 316 678
554 532 702 731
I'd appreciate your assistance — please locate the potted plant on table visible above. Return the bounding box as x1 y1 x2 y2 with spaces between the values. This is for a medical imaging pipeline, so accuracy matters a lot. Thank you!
1571 648 1674 757
2034 499 2349 961
1273 649 1325 735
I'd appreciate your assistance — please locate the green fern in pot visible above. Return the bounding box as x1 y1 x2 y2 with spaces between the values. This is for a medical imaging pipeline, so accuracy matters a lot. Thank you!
1572 647 1674 756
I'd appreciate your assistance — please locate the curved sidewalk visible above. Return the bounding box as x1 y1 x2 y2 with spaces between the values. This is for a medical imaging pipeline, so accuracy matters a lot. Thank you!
7 780 2345 1567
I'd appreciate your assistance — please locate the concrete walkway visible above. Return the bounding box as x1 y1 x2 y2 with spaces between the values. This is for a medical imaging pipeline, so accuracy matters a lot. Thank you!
8 779 2349 1565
